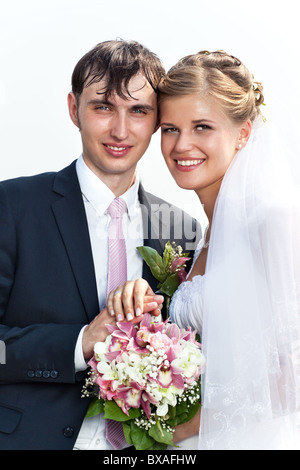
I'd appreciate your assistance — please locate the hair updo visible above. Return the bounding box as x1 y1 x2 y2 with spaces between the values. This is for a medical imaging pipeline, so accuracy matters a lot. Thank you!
158 50 264 123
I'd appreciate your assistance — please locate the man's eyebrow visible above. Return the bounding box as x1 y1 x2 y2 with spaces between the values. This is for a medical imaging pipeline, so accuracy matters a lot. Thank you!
87 99 155 111
87 98 112 106
130 104 155 111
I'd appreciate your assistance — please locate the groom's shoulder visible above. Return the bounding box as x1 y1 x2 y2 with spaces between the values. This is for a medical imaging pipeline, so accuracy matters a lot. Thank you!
139 187 194 220
0 161 77 198
140 187 202 249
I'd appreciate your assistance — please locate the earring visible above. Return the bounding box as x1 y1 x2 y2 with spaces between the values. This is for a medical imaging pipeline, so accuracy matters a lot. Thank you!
238 143 242 149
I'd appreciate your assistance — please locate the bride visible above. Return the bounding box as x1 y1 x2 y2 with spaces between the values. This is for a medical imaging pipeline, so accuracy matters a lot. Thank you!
107 50 300 450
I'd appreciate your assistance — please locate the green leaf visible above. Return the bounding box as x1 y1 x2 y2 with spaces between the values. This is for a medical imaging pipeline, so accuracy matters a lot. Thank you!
137 246 167 283
148 421 175 446
162 241 173 270
123 420 170 450
85 397 104 419
157 272 180 297
148 441 168 450
167 405 177 421
172 401 201 427
130 421 155 450
104 400 141 422
122 422 133 445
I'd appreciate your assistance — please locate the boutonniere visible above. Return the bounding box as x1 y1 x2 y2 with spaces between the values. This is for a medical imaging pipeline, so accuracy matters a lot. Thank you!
137 241 190 317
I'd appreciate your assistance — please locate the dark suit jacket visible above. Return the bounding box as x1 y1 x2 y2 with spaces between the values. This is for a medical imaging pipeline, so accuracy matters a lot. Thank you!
0 160 200 449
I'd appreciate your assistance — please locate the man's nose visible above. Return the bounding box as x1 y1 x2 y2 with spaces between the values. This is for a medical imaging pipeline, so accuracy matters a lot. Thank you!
110 113 129 141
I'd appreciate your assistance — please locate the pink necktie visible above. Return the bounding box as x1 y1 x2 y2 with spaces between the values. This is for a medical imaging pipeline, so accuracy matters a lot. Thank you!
105 197 128 449
106 197 128 299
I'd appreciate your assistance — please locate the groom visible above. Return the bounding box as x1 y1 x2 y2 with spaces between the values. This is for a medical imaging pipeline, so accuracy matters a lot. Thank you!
0 40 200 450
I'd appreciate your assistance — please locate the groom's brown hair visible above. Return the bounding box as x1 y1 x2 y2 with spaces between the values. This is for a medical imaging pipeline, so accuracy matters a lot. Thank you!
71 39 165 104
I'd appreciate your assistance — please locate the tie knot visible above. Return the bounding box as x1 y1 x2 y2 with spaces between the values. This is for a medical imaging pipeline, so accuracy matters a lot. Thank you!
107 197 127 218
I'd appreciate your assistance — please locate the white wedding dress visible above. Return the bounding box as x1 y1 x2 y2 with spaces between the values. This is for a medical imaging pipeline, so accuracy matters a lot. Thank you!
167 242 205 450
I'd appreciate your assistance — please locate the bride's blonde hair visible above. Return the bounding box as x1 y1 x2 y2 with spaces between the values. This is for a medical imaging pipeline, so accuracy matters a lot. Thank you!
158 50 264 123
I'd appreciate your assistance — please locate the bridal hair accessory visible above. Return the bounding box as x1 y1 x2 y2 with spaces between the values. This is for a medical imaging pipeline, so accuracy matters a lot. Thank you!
251 73 265 106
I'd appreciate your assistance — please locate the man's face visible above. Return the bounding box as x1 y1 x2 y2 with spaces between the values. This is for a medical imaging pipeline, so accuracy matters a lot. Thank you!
68 73 158 186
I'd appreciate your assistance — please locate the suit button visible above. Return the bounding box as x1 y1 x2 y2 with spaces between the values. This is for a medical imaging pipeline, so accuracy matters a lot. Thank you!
35 370 43 378
63 426 74 438
50 370 58 379
42 370 50 378
27 370 35 378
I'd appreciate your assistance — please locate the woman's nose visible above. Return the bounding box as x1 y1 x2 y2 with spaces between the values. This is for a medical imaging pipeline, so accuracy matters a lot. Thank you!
173 132 194 153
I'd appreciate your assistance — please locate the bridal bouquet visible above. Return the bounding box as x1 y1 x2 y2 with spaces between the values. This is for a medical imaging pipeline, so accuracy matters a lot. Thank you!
82 314 205 450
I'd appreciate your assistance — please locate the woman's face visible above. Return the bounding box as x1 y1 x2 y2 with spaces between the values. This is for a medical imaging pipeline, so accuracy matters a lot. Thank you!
160 94 248 197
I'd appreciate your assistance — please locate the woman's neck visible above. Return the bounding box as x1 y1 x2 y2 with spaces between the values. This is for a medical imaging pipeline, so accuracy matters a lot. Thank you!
195 176 223 226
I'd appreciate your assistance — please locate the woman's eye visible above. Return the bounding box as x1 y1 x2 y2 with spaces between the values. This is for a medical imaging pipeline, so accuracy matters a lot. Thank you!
196 124 210 131
162 127 178 133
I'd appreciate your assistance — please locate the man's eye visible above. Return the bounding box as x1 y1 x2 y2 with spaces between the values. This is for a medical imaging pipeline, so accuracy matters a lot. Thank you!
95 105 110 111
132 108 146 114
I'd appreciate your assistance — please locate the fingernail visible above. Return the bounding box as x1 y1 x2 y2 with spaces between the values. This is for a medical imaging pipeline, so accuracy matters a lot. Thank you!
147 302 158 309
117 314 123 322
136 307 142 317
110 309 115 317
127 313 133 321
154 295 164 302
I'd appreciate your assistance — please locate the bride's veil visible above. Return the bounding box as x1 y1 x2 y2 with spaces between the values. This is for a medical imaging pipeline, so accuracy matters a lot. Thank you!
199 105 300 449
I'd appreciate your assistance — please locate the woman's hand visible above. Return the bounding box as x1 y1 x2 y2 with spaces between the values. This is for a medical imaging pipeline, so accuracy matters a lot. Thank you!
107 278 164 322
173 408 201 444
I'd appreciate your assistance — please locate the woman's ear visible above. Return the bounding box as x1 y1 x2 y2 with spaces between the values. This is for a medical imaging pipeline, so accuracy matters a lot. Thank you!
236 119 252 150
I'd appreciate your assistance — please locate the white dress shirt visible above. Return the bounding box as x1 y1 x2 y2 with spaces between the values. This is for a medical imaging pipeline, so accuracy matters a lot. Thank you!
73 155 143 450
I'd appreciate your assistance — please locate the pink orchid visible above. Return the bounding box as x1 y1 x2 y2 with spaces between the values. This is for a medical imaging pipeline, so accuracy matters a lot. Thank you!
96 377 116 401
116 386 142 414
88 356 98 372
105 350 121 362
149 331 172 352
157 365 173 388
135 327 151 348
117 321 137 338
165 322 181 341
177 267 188 284
140 396 152 419
139 313 152 330
170 257 190 273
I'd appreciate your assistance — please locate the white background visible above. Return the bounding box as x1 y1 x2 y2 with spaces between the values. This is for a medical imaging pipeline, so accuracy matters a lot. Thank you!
0 0 299 226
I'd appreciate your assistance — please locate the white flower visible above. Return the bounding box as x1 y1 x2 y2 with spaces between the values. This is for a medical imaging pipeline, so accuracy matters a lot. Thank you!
172 341 205 379
97 361 116 379
156 401 169 417
94 341 109 361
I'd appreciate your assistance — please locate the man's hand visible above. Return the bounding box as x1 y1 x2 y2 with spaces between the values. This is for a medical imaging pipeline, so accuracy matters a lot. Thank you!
82 279 164 361
82 307 115 361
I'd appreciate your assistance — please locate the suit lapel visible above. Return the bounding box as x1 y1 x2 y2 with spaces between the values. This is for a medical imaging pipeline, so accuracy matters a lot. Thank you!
51 162 99 322
138 185 166 293
138 184 196 294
